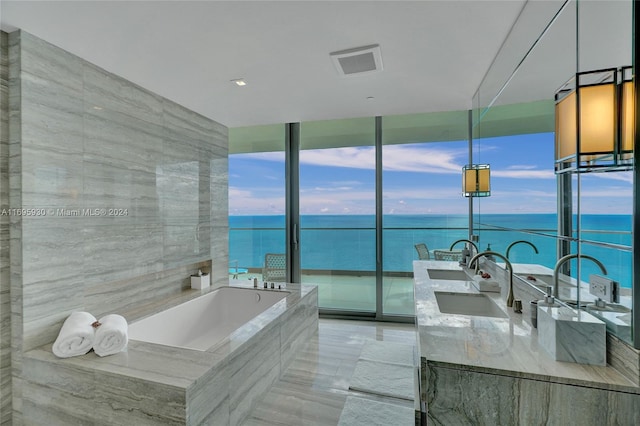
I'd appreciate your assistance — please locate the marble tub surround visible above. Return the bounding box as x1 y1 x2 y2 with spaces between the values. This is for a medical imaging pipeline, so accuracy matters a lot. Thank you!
22 282 318 425
415 260 640 424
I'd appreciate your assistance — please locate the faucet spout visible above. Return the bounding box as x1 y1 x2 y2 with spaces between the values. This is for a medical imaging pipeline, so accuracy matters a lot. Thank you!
552 254 607 300
469 251 515 308
449 239 479 254
505 240 539 260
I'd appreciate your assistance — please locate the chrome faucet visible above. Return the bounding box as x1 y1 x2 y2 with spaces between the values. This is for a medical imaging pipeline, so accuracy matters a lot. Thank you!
449 239 479 254
552 254 607 300
505 240 539 260
469 251 515 308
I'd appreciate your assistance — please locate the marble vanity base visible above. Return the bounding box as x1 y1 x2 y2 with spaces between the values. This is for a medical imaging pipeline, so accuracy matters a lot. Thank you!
425 363 640 426
538 305 606 365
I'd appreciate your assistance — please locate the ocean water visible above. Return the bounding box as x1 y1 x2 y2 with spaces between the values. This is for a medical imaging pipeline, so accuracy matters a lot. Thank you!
229 214 633 288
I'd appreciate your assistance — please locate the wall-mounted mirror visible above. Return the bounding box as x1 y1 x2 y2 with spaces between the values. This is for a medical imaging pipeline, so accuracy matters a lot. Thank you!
471 0 634 345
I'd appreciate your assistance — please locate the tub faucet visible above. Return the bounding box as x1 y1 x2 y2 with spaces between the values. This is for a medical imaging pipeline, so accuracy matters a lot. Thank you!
469 251 515 308
552 254 607 300
449 239 479 254
505 240 539 260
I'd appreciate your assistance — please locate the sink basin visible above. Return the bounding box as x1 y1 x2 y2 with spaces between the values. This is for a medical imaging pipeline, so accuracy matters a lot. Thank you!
427 269 469 281
434 291 507 318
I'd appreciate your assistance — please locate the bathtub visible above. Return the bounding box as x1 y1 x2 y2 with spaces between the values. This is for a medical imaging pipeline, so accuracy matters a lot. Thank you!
25 283 318 425
129 286 289 351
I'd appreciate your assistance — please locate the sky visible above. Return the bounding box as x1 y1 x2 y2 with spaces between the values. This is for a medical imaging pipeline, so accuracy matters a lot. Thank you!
228 132 633 216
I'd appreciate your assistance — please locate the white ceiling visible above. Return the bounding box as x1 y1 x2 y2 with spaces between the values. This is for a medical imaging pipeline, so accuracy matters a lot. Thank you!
3 0 547 128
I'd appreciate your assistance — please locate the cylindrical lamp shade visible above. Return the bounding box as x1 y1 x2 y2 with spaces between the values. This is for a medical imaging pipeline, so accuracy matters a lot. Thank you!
462 165 490 197
555 91 576 162
578 83 616 157
554 67 633 173
621 80 635 154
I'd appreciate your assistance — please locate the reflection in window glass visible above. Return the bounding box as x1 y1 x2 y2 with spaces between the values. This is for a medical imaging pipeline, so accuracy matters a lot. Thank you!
475 132 557 266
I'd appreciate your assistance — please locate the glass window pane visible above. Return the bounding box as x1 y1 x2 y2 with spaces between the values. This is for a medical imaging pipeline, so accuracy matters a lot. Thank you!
300 117 375 312
228 124 286 282
382 111 469 316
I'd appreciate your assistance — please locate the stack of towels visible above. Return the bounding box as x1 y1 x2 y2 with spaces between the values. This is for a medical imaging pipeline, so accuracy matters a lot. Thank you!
52 312 128 358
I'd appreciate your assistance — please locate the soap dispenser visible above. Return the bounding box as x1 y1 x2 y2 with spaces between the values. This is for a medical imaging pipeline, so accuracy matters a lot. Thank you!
484 243 495 262
459 245 470 266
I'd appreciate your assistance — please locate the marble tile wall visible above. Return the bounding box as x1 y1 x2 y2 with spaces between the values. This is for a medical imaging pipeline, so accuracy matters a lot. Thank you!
6 29 229 422
0 31 11 426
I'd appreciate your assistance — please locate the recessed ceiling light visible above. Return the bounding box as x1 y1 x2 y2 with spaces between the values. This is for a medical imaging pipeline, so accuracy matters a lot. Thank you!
231 79 246 86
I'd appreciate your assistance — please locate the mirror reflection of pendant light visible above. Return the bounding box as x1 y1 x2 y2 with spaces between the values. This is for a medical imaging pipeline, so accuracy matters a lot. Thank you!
554 66 634 173
462 164 490 197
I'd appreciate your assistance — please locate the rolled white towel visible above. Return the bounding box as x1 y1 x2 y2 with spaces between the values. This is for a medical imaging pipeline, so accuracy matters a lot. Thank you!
93 314 128 357
52 311 97 358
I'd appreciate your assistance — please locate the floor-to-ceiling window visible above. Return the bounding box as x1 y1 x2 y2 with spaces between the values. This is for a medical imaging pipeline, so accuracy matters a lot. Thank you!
299 117 376 313
381 112 469 316
228 124 286 280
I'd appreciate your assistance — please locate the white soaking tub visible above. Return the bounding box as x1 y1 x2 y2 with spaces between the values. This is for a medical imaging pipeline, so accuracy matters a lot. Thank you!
129 286 289 351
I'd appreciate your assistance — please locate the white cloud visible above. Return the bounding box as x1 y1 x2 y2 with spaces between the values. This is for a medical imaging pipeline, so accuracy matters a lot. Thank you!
506 164 538 170
314 186 353 191
492 169 555 179
587 172 633 184
247 146 467 174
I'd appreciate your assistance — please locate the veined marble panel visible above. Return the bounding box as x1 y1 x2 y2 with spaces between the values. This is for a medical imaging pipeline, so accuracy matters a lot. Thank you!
209 121 229 156
607 333 640 386
82 222 163 285
186 358 230 425
0 30 10 426
83 105 163 173
20 143 83 210
84 261 209 320
426 363 640 425
20 219 84 350
162 100 215 165
82 158 160 223
162 98 216 142
228 323 282 425
211 225 229 289
210 157 228 223
157 165 200 218
538 305 606 365
18 73 83 209
92 371 186 425
22 381 95 426
82 61 163 127
13 31 82 92
7 31 22 426
163 222 212 270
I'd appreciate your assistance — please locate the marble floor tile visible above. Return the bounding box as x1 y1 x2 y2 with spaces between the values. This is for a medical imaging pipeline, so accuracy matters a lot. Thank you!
241 318 415 426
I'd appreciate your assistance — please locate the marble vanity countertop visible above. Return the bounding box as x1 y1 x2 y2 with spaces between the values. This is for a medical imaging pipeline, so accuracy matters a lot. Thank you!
414 260 639 392
24 282 318 390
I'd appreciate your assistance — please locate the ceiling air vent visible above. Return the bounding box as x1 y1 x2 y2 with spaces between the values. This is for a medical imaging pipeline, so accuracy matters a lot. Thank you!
330 44 383 77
